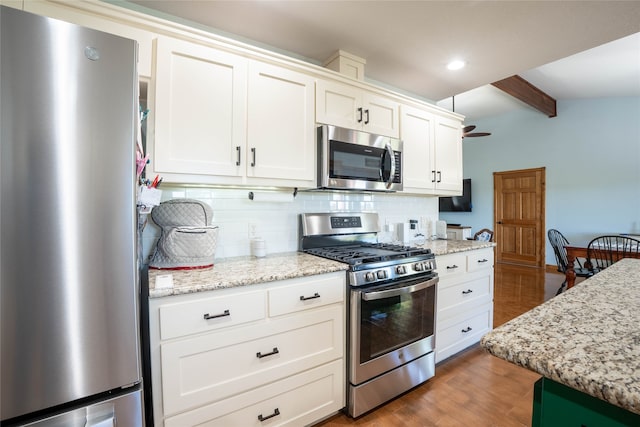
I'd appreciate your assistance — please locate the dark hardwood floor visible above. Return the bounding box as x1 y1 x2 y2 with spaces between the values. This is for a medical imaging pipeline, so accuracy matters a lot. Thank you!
315 263 567 427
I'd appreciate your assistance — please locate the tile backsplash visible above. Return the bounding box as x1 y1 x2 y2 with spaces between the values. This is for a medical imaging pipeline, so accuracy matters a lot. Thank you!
141 186 439 262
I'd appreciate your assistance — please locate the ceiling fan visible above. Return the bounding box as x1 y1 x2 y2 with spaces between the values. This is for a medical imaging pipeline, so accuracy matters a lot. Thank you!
451 96 492 138
463 124 492 138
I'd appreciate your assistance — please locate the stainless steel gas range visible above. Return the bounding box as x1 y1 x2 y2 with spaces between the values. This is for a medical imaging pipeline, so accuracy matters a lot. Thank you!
300 212 438 417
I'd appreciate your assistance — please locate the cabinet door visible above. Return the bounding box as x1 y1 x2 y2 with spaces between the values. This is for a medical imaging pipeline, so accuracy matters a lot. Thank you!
400 105 435 193
315 79 361 130
160 305 343 416
154 37 247 178
362 91 400 138
247 61 315 183
434 116 463 193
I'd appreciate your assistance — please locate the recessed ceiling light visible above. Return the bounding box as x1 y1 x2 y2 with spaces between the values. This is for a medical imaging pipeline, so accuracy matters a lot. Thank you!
447 60 466 71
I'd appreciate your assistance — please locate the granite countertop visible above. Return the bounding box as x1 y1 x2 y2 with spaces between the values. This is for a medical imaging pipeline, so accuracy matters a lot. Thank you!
481 258 640 415
148 240 494 298
148 252 348 298
416 239 494 255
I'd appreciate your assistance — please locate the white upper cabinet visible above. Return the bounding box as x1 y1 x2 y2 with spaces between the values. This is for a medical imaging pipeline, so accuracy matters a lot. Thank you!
401 105 436 192
153 37 248 181
152 37 315 187
400 104 463 195
316 80 400 138
433 115 463 194
246 60 315 183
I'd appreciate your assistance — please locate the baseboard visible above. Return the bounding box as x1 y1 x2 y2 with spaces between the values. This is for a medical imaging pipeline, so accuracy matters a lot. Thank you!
546 264 563 274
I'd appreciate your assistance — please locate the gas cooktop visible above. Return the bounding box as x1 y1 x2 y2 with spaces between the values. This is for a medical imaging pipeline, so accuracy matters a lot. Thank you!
300 212 437 286
304 243 432 266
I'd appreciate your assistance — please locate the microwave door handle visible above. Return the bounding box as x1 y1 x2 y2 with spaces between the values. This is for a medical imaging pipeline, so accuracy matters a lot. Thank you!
362 277 438 301
384 143 395 189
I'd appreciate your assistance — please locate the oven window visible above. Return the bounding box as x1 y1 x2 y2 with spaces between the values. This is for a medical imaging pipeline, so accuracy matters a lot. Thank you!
329 140 386 181
359 285 435 363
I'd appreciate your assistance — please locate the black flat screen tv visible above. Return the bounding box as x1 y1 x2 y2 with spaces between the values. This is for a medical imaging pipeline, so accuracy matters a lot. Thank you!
439 178 472 212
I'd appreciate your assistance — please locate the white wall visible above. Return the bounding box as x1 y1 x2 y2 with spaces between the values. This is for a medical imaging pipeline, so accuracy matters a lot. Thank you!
141 188 439 262
440 96 640 265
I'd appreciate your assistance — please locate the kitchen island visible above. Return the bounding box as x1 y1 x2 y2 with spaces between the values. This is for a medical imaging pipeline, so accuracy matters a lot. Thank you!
481 258 640 426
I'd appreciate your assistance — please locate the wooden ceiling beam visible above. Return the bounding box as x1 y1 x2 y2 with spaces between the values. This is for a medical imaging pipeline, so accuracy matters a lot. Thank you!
491 75 557 118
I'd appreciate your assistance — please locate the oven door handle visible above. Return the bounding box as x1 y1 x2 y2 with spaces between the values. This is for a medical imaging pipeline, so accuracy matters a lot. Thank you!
361 277 438 301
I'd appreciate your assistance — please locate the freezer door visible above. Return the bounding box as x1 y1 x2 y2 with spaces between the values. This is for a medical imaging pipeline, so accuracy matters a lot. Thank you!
22 388 143 427
1 7 141 421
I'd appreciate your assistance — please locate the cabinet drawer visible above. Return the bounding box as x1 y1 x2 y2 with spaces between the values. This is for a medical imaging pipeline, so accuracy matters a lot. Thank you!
436 253 466 278
268 274 345 317
159 290 265 340
467 249 494 273
164 360 344 427
437 274 492 314
161 305 343 416
436 302 492 363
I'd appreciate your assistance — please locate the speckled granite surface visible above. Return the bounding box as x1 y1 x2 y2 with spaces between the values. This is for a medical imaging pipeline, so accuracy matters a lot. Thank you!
416 239 495 255
148 252 348 298
481 258 640 415
148 240 493 298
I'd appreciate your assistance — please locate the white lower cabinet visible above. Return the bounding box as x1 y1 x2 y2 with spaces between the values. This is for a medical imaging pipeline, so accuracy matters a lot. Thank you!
435 248 494 363
149 272 346 426
164 360 343 427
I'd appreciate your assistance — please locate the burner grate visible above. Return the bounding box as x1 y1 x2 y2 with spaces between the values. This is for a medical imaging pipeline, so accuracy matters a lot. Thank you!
305 243 432 266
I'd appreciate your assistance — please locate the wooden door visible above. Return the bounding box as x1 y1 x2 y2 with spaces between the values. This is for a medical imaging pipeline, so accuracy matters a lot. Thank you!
494 168 545 267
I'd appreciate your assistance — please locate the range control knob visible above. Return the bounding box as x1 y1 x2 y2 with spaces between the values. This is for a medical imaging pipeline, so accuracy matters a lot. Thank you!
376 270 387 280
414 262 424 271
396 265 407 275
365 272 376 282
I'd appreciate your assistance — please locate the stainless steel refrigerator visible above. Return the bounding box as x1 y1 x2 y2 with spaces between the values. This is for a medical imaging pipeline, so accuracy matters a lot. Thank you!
1 6 143 426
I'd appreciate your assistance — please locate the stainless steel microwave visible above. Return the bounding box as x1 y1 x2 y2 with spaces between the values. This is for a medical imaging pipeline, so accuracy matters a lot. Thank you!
317 124 403 192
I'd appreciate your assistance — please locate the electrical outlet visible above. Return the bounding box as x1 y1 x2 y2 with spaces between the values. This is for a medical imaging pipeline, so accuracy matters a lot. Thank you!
248 223 257 239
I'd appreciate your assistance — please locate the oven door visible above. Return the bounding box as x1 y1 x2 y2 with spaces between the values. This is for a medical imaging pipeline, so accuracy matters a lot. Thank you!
349 274 437 385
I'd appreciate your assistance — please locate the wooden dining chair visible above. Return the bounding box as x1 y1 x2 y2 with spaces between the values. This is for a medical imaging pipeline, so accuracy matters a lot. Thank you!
547 229 593 294
473 228 494 242
587 235 640 271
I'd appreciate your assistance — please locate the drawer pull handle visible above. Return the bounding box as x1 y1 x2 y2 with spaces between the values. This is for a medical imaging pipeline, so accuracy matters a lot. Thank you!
461 326 473 333
258 408 280 422
462 289 473 295
300 292 320 301
256 347 279 359
478 259 489 263
446 265 459 270
203 309 230 320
